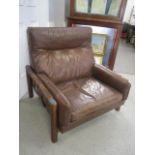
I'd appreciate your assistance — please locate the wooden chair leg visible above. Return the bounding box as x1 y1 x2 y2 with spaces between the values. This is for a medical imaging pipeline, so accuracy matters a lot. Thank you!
115 106 121 111
26 67 33 98
51 104 58 143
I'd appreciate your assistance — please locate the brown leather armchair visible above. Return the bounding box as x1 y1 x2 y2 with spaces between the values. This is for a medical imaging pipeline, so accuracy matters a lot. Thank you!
26 27 131 143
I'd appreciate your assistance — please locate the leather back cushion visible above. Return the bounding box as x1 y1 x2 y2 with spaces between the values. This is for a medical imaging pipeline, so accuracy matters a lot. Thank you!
28 27 94 83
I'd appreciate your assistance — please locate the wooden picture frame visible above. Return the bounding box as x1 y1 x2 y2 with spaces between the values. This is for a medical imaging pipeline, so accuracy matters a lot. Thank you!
94 55 103 65
92 33 108 65
67 0 127 69
92 33 108 55
70 0 127 21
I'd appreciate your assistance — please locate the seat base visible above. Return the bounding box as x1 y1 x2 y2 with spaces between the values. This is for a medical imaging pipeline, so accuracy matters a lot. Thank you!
57 76 123 127
59 101 123 133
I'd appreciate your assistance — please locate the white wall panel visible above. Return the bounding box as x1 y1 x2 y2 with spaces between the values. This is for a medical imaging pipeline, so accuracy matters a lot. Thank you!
49 0 66 27
19 0 49 99
123 0 135 22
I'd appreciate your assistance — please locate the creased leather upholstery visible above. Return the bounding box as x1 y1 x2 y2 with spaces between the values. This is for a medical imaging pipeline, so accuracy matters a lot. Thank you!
57 77 123 121
28 27 92 50
93 64 131 100
28 27 94 83
37 73 71 126
32 47 94 83
27 27 131 132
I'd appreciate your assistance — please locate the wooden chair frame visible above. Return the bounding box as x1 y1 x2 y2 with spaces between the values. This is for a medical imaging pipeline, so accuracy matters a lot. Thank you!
26 65 58 143
26 65 122 143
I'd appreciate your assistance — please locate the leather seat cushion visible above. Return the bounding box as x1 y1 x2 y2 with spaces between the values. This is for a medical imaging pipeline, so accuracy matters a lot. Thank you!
57 77 123 121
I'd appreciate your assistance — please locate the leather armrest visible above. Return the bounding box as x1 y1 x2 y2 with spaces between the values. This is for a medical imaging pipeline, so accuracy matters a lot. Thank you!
37 74 71 126
93 64 131 100
26 66 57 105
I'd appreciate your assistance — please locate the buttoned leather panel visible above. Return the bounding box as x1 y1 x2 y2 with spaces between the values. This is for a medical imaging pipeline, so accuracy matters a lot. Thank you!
57 77 123 121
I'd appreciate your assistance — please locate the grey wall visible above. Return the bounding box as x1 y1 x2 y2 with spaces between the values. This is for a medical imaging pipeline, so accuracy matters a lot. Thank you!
49 0 66 26
19 0 49 99
123 0 135 22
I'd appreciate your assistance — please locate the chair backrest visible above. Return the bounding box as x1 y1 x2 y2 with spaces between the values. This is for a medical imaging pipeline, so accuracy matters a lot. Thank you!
27 27 94 83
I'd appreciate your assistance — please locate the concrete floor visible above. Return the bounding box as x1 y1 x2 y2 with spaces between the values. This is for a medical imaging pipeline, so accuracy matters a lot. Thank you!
114 39 135 74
